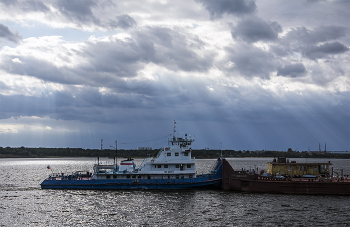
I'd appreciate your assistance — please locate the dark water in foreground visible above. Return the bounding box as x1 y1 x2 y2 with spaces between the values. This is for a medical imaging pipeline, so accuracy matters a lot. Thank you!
0 158 349 226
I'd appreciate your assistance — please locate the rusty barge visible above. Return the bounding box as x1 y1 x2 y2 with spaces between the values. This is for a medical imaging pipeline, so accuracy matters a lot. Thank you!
221 158 350 195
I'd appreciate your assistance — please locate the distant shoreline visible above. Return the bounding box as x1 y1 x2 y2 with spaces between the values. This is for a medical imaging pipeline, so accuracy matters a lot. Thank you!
0 147 349 159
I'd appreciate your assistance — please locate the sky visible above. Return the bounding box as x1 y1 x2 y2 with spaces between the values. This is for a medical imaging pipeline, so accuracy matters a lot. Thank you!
0 0 349 151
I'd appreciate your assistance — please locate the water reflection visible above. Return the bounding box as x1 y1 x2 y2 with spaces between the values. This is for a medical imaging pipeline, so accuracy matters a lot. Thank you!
0 157 349 226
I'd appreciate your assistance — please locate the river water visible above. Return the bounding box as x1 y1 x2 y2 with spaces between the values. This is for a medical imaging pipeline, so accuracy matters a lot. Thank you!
0 157 349 226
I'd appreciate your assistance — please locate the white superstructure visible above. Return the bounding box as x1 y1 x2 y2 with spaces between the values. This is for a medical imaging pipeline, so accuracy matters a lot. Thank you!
92 121 197 180
137 132 195 177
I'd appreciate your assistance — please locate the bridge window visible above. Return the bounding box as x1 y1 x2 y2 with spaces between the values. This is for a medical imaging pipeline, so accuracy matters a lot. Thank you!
158 165 161 168
187 164 191 168
175 153 179 156
176 164 179 168
164 165 168 168
167 153 171 156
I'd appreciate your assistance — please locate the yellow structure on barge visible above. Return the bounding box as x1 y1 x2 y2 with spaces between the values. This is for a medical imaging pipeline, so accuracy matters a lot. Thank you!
267 157 332 177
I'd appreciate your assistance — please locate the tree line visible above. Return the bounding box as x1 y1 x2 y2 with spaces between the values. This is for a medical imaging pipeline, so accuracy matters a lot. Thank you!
0 146 349 159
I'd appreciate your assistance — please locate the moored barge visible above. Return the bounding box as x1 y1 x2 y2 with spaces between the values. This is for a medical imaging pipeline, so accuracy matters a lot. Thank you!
222 157 350 195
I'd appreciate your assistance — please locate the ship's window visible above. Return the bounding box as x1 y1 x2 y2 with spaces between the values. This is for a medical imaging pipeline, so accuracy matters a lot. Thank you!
164 165 168 168
175 153 179 156
138 175 141 179
288 166 292 171
176 164 179 168
113 175 117 178
299 166 303 171
187 164 191 168
184 152 188 156
127 175 130 179
176 175 179 179
167 153 171 156
106 175 110 179
314 166 317 172
189 174 192 178
132 175 136 178
158 165 161 168
304 166 307 171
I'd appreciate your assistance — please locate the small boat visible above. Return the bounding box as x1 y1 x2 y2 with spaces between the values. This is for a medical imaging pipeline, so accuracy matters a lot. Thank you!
41 122 223 190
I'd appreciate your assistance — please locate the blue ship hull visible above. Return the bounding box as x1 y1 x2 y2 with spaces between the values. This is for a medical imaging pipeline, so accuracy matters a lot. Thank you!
41 176 222 190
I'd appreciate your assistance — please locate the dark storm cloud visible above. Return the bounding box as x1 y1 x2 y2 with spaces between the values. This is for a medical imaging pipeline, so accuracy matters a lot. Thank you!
0 0 136 30
196 0 257 19
271 25 349 60
0 0 49 12
0 56 83 85
285 26 347 45
269 45 289 57
0 23 22 43
231 17 282 43
302 42 349 60
21 0 49 12
78 27 213 78
133 27 213 72
109 14 137 29
0 0 17 6
55 0 100 26
53 0 136 30
277 63 306 78
83 38 150 78
0 85 185 123
223 43 277 79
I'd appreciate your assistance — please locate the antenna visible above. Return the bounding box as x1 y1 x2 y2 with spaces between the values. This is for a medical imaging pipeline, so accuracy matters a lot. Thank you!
220 142 222 159
174 120 177 133
115 140 118 167
101 139 103 151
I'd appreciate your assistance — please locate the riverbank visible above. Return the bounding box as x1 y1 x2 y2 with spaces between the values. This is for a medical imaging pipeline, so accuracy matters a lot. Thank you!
0 147 349 159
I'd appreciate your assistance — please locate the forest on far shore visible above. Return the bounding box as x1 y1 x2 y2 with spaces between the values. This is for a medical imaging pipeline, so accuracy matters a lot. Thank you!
0 146 349 159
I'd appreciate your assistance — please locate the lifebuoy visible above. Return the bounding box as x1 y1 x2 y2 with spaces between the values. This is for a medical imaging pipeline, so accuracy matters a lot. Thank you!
151 160 154 163
165 147 169 151
135 169 138 173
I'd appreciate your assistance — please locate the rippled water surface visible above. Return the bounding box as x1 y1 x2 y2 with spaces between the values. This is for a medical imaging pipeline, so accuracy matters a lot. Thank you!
1 158 349 226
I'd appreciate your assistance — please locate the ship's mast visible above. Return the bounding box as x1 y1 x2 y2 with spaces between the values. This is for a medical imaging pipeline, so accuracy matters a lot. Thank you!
115 140 118 170
174 120 177 133
220 142 222 159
